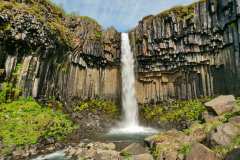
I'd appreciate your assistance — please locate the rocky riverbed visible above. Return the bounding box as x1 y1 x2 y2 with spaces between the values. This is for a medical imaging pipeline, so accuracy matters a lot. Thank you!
1 95 240 160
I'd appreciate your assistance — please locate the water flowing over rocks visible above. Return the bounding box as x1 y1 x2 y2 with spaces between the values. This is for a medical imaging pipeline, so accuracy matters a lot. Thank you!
129 0 240 103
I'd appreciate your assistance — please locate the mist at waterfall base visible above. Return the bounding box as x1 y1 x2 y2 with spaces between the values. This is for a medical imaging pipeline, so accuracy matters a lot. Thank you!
108 33 157 136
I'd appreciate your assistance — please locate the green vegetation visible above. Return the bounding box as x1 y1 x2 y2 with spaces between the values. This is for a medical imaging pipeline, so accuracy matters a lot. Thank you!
0 82 21 103
213 135 240 158
74 99 119 118
157 0 206 20
0 82 76 156
0 97 76 155
0 0 101 47
95 31 102 39
141 100 206 123
179 144 191 156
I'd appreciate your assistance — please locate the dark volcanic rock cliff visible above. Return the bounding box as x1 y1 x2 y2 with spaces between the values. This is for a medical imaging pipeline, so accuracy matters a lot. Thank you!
0 0 240 106
0 0 121 105
130 0 240 103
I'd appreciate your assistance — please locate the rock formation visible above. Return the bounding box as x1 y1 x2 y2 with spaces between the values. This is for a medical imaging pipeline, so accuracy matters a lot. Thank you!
129 0 240 103
0 0 121 105
1 0 240 105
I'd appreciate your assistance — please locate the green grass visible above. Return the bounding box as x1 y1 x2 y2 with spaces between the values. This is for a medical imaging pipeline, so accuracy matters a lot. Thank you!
0 0 102 48
74 99 119 118
141 100 206 123
0 97 76 155
179 143 191 156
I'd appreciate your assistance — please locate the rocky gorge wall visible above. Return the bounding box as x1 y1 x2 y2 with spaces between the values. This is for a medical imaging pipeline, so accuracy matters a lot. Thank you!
0 0 121 105
129 0 240 104
1 0 240 106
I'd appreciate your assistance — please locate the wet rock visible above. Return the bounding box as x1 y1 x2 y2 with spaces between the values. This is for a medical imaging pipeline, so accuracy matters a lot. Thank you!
65 142 120 160
186 143 220 160
205 95 236 115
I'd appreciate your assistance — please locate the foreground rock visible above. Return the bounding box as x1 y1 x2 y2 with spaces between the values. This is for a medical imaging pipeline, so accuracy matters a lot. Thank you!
145 130 192 160
186 143 220 160
121 143 148 155
225 148 240 160
205 95 236 115
66 142 120 160
209 116 240 146
65 142 154 160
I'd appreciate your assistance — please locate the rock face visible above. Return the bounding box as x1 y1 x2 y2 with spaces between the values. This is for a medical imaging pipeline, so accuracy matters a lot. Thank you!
0 0 121 105
1 0 240 106
129 0 240 103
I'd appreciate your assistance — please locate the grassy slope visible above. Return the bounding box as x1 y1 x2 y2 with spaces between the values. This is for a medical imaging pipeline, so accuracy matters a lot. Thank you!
0 83 77 156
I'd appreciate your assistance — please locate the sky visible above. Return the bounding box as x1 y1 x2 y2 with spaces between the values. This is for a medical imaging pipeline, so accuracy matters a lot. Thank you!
53 0 197 32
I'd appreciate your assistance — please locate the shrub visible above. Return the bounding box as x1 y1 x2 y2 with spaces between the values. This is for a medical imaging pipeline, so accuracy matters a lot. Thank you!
141 100 206 123
74 99 119 118
0 98 76 155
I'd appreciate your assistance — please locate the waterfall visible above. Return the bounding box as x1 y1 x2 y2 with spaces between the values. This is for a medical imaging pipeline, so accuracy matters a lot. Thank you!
121 33 139 127
109 33 157 134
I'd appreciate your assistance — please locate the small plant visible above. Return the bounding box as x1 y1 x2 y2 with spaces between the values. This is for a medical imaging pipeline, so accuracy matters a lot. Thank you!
141 99 206 124
179 144 191 156
74 99 119 118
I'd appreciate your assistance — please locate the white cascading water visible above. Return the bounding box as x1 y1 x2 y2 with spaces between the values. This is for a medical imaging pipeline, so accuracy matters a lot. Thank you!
109 33 157 134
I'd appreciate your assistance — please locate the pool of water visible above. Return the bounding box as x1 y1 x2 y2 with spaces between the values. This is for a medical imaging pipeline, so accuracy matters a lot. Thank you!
32 131 158 160
32 150 70 160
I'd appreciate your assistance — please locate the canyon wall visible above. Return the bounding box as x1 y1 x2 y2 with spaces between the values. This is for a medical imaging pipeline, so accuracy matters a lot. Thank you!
1 0 240 105
0 0 121 104
130 0 240 103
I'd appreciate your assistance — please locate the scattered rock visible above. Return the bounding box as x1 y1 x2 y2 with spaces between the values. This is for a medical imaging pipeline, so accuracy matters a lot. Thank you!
225 148 240 160
144 130 191 160
133 153 154 160
209 122 240 146
121 143 148 155
65 142 120 160
205 95 235 115
186 143 220 160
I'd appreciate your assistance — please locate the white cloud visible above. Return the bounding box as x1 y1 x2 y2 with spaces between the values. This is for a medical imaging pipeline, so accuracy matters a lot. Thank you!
53 0 197 31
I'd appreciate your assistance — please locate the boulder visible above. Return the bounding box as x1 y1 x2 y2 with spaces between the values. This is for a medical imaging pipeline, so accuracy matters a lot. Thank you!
144 130 191 160
204 95 235 115
209 122 240 146
133 153 154 160
121 143 148 155
225 148 240 160
65 142 120 160
186 143 219 160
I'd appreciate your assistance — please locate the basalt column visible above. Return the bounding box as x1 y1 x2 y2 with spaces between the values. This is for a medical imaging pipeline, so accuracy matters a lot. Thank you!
129 0 240 104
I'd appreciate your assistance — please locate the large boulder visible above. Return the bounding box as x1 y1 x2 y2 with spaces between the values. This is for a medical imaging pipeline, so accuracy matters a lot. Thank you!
65 142 120 160
186 143 219 160
144 130 192 160
225 148 240 160
121 143 148 155
209 122 240 146
204 95 236 115
133 153 154 160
